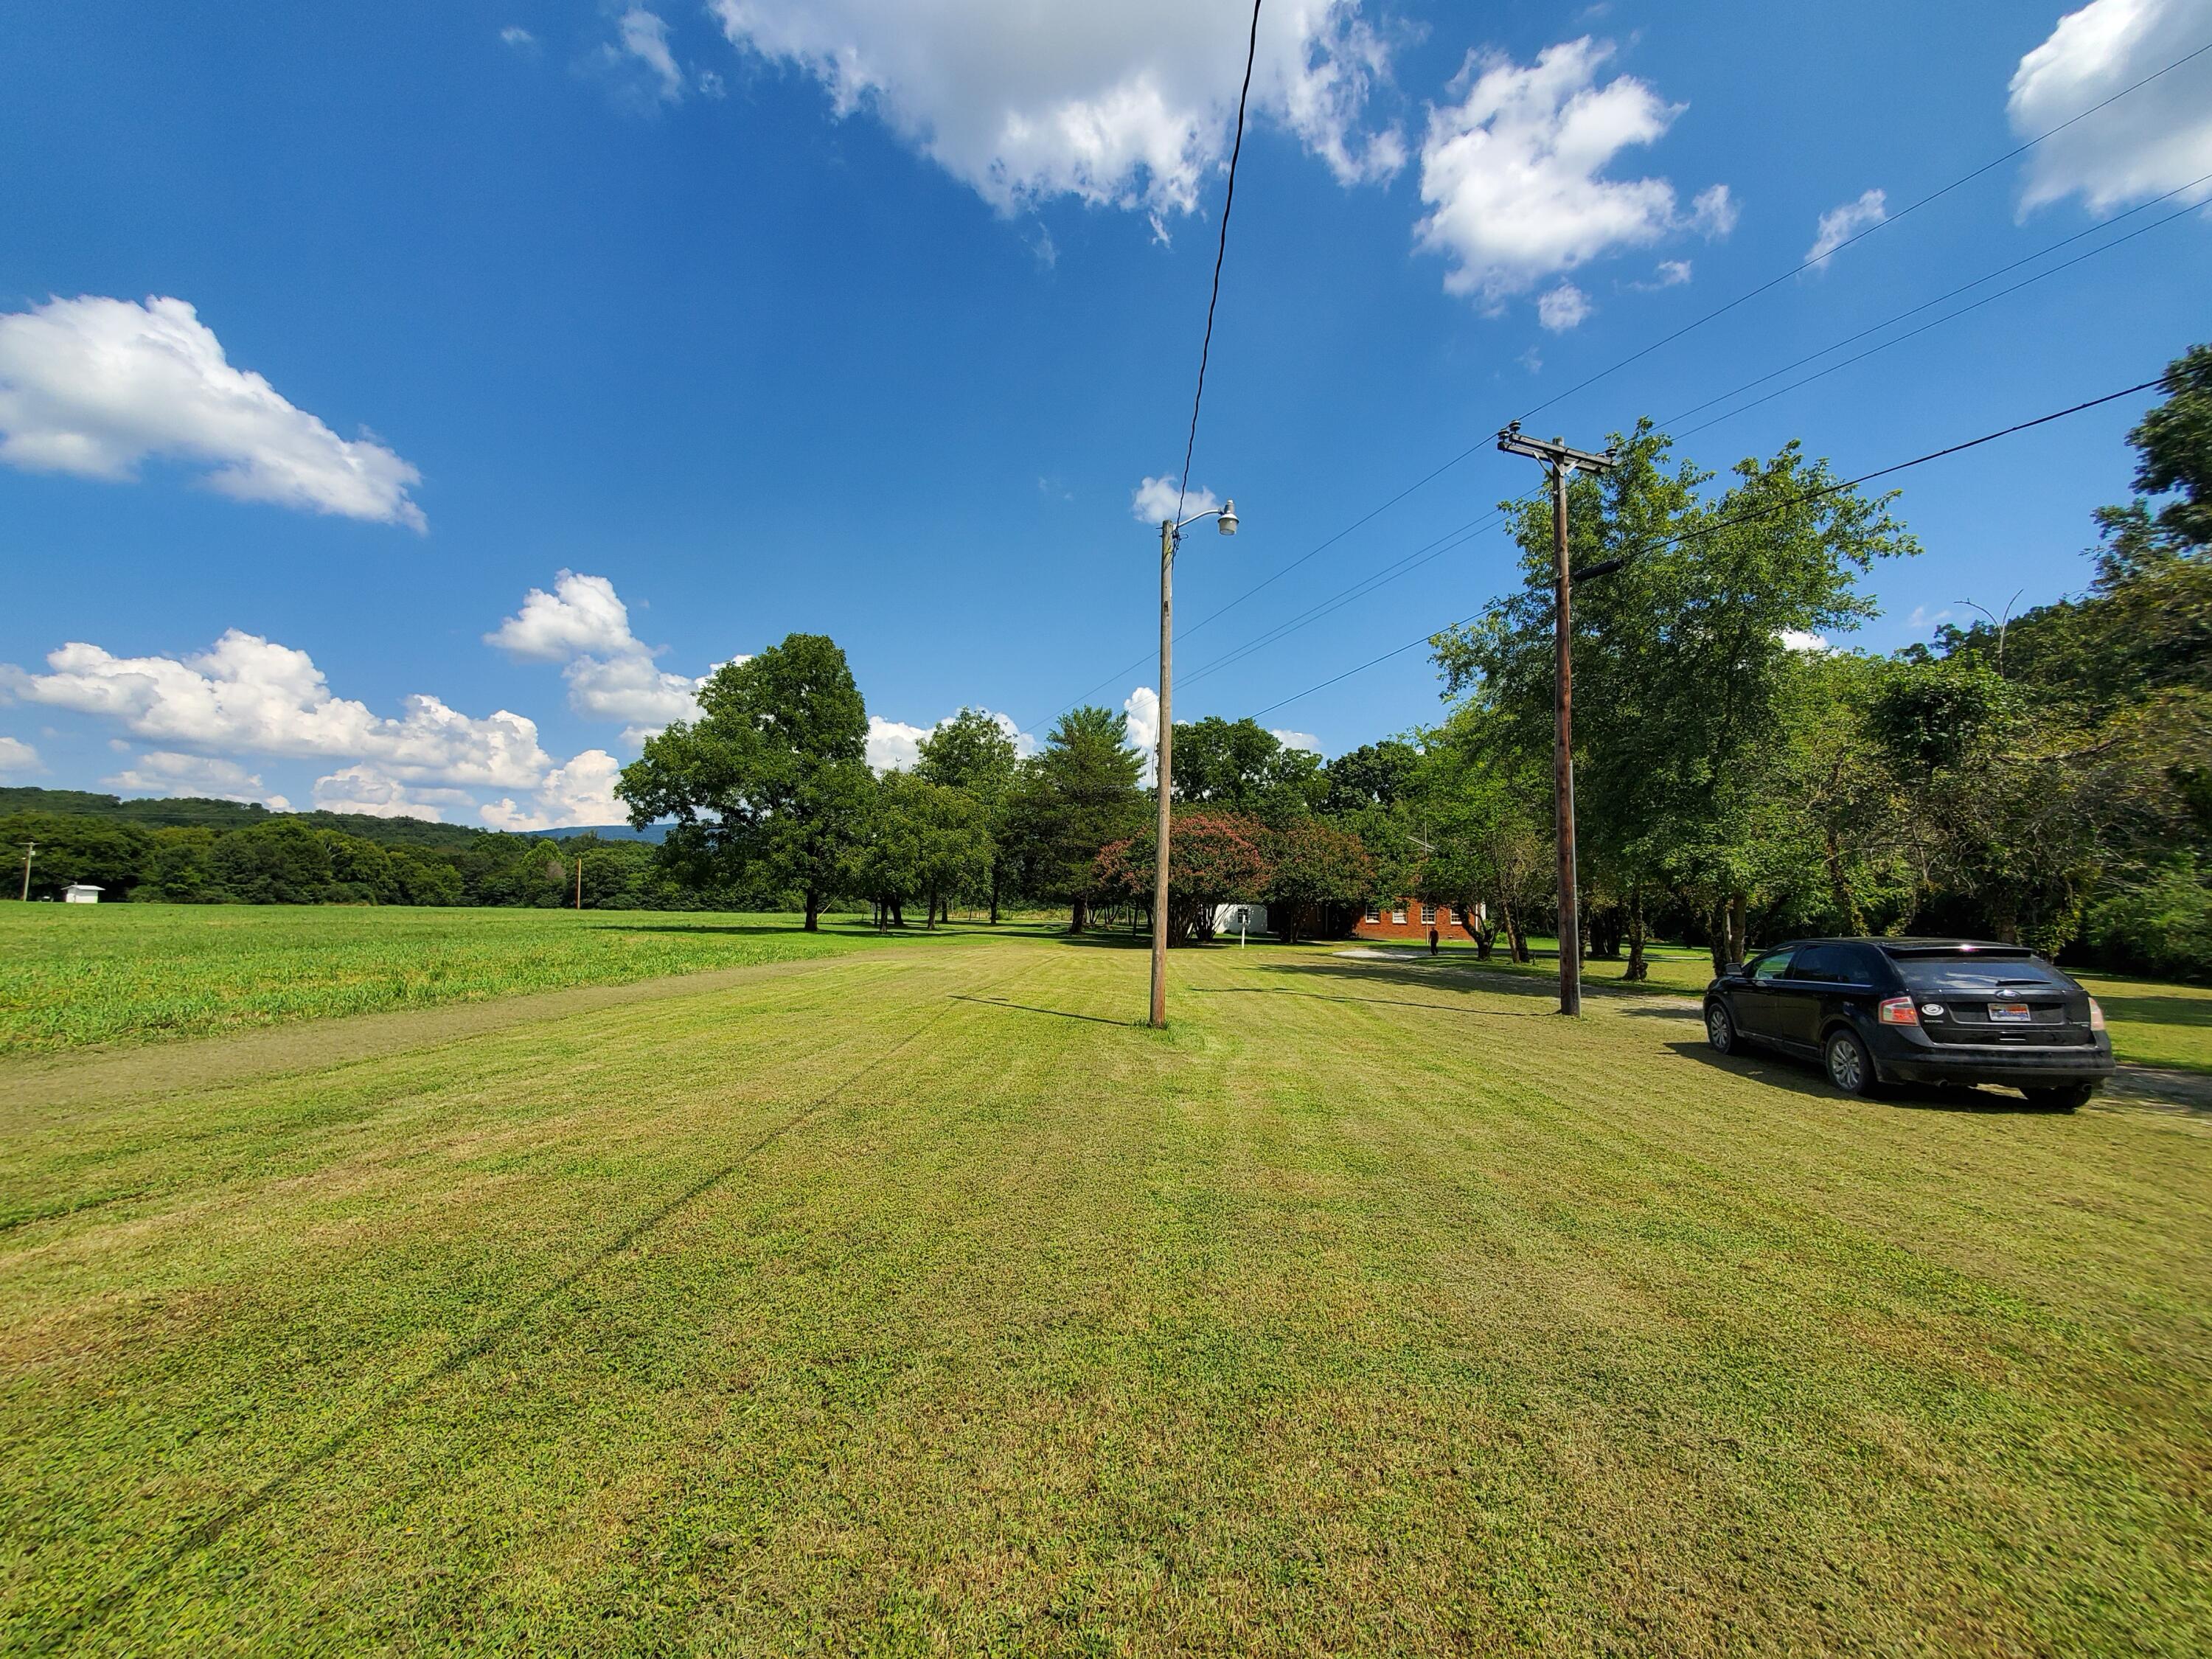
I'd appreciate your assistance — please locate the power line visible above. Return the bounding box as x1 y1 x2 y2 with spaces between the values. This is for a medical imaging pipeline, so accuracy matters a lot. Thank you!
1516 36 2212 427
1661 170 2212 434
1173 0 1263 530
1040 35 2211 734
1248 373 2174 720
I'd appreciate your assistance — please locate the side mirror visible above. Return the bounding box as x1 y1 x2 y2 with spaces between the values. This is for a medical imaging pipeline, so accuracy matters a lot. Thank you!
1724 962 1747 979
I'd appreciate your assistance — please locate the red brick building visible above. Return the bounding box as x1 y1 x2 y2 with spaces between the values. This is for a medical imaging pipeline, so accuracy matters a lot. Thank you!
1350 899 1489 942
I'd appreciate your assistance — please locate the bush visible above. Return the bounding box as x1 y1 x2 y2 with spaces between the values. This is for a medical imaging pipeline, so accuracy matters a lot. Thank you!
2085 858 2212 981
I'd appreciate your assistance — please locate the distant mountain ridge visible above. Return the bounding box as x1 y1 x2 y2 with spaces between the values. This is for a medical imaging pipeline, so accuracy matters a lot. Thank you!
0 787 664 846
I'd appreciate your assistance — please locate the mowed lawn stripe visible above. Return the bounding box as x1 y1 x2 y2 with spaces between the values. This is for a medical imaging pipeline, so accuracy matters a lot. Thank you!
2 936 2208 1654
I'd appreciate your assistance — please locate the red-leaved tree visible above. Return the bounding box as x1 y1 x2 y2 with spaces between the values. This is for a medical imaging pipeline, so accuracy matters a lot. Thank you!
1095 810 1273 945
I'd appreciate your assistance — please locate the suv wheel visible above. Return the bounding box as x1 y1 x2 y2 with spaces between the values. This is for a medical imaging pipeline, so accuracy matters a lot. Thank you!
2024 1083 2093 1113
1824 1029 1879 1097
1705 1002 1736 1054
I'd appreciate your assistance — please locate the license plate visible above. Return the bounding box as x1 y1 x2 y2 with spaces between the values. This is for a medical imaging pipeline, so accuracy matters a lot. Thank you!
1989 1003 2032 1023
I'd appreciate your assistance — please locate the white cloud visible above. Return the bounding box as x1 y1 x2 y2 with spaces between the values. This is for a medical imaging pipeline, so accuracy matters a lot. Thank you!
1537 282 1593 331
1779 629 1831 653
480 749 626 831
501 26 535 49
706 0 1405 220
487 571 709 738
866 715 932 773
0 735 41 776
1130 474 1222 526
1413 39 1731 310
1123 684 1160 785
2011 0 2212 215
487 571 642 661
1649 257 1692 287
1270 728 1321 753
312 767 473 821
2 630 549 789
613 6 684 101
865 706 1037 774
1804 188 1888 269
103 750 289 807
1907 605 1955 629
0 296 425 529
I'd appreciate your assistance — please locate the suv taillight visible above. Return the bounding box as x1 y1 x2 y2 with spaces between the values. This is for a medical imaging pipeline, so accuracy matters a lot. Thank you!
2089 997 2107 1033
1878 996 1919 1026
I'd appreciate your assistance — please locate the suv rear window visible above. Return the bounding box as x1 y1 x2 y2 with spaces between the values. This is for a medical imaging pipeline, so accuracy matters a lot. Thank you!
1888 953 2071 994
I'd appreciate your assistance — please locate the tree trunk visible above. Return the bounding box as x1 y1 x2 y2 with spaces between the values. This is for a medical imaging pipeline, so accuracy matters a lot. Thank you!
1824 820 1860 934
1502 894 1528 963
804 891 820 933
891 897 905 928
989 869 1001 926
925 891 938 931
1070 897 1088 934
1625 886 1648 981
1708 898 1732 975
1728 892 1748 967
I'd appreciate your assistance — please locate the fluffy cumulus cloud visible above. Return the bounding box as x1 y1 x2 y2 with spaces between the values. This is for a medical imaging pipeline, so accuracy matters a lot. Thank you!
1270 728 1321 753
313 767 475 821
866 708 1036 773
0 735 41 776
487 571 709 741
0 296 425 528
1779 629 1831 653
1123 684 1160 784
708 0 1404 223
500 25 535 49
1804 188 1888 268
2011 0 2212 215
1130 475 1222 525
2 630 551 788
1414 38 1733 309
481 749 627 832
103 750 290 808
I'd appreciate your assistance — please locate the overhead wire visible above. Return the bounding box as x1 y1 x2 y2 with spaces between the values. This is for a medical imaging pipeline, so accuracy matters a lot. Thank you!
1172 0 1263 530
1034 35 2212 734
1247 372 2176 720
1514 37 2212 425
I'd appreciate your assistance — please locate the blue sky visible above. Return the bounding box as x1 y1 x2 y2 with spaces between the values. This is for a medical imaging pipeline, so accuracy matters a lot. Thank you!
2 0 2208 826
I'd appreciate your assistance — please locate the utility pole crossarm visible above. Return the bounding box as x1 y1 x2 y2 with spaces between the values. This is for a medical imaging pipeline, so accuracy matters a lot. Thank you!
1497 425 1615 475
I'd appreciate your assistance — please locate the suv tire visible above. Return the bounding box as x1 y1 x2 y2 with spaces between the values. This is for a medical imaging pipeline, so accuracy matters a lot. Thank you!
1705 1002 1736 1054
1824 1029 1879 1098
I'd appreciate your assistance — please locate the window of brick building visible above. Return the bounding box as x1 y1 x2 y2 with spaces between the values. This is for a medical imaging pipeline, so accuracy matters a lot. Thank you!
1391 905 1407 925
1364 902 1380 923
1420 902 1436 924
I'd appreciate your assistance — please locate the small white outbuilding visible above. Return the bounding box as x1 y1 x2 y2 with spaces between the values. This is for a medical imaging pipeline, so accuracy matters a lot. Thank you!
62 883 103 904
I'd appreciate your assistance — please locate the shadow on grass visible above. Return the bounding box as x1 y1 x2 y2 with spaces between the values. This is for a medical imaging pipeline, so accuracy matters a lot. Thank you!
1186 987 1553 1018
950 995 1138 1028
1665 1041 2063 1114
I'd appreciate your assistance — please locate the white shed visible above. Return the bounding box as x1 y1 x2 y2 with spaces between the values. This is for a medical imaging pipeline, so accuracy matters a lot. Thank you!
1211 902 1267 939
62 883 103 904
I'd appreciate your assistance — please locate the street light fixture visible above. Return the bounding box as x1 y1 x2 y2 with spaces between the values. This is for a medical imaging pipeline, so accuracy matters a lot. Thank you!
1150 499 1237 1029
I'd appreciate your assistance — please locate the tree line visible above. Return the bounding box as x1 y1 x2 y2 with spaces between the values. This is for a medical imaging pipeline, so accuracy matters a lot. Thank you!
12 345 2203 979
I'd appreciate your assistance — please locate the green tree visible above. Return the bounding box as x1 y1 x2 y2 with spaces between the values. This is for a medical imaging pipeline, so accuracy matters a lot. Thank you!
1 812 156 900
917 707 1021 922
1001 705 1145 932
1321 740 1419 816
1172 716 1324 823
207 820 335 904
1265 818 1376 944
1435 423 1917 972
618 633 873 931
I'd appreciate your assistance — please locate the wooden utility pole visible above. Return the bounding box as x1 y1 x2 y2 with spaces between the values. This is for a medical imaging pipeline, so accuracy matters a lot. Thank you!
18 840 33 902
1150 515 1175 1029
1497 425 1616 1017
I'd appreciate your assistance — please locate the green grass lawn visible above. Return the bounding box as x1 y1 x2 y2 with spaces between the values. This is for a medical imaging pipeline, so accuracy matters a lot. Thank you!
0 905 992 1057
3 928 2207 1653
1389 936 2212 1076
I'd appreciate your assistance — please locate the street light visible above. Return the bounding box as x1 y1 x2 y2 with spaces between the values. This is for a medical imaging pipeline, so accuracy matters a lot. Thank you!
1150 499 1237 1029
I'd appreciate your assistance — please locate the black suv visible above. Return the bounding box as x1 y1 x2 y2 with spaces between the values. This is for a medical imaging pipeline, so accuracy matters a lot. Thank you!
1703 938 2114 1109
